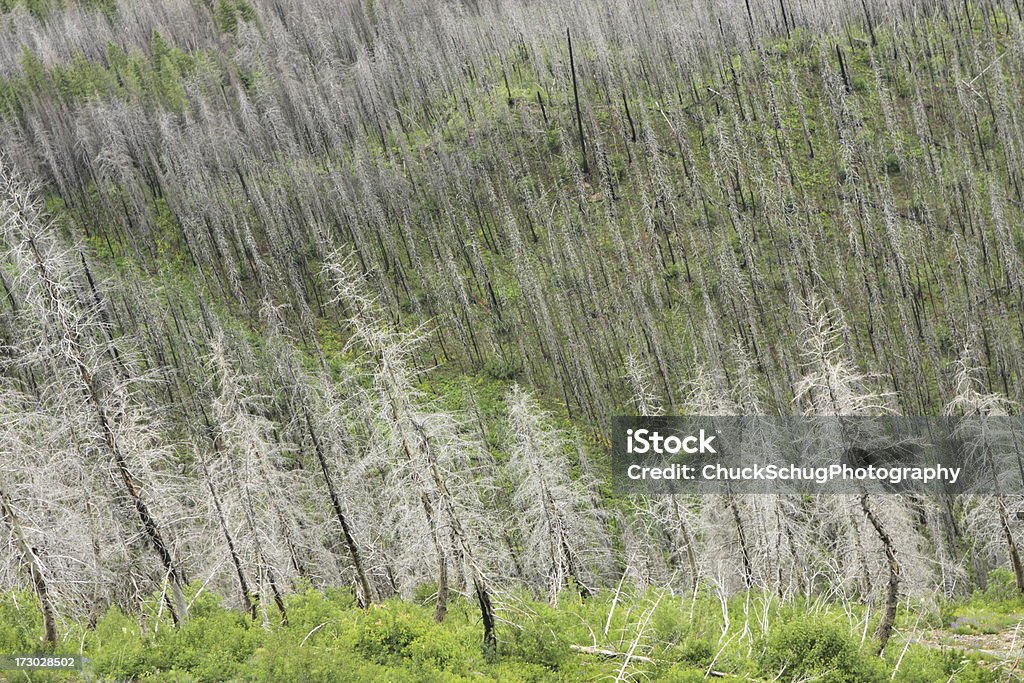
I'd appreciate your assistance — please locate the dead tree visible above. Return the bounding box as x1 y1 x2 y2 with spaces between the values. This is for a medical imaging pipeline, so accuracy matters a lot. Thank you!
0 158 188 625
506 384 605 602
793 295 901 655
326 255 498 656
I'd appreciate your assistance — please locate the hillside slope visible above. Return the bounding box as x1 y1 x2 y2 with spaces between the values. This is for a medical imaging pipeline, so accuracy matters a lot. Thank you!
1 0 1024 680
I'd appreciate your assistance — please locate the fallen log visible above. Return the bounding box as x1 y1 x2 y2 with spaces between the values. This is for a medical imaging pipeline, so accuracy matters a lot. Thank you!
569 644 655 664
569 645 736 678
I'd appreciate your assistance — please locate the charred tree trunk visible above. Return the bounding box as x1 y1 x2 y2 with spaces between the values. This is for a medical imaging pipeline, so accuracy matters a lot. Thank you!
303 408 376 607
860 493 900 654
567 29 589 175
728 495 754 588
199 451 256 620
996 495 1024 592
474 577 497 658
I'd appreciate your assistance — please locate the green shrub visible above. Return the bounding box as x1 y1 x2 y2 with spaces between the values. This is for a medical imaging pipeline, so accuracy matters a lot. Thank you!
501 602 572 669
247 639 388 683
89 606 149 680
281 585 357 642
758 618 885 683
889 645 998 683
658 666 709 683
412 580 440 605
670 639 715 668
0 590 45 652
484 355 522 380
406 625 465 669
355 600 434 663
649 599 692 645
979 568 1019 605
154 598 261 680
883 152 901 174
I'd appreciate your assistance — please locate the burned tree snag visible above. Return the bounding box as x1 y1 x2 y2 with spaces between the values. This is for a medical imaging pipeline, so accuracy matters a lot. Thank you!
860 493 900 654
567 29 589 175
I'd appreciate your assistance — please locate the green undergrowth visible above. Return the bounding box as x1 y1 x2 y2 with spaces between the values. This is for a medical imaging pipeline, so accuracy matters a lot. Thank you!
0 586 1005 682
938 568 1024 636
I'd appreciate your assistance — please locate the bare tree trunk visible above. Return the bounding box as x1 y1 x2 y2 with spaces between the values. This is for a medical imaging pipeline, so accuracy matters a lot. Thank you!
983 437 1024 593
859 0 878 45
104 419 188 627
199 452 256 620
567 29 589 175
230 450 287 627
303 409 375 607
425 455 495 640
996 495 1024 592
25 237 187 626
0 487 58 646
422 493 449 622
267 566 288 626
382 390 451 623
84 500 104 628
434 557 450 623
727 495 754 588
474 577 497 657
670 496 700 595
860 493 899 654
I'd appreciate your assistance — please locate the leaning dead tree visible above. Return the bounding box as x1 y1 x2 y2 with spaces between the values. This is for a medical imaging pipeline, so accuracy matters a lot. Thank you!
205 333 310 627
945 345 1024 594
260 305 377 608
0 157 189 626
623 354 701 595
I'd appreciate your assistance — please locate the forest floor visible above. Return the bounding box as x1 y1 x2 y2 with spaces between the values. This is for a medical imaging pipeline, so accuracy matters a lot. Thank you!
918 619 1024 677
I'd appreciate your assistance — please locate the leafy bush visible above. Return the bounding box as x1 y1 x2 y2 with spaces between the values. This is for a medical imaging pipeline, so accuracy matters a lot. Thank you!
247 638 391 683
0 590 44 653
483 355 523 381
500 602 571 670
89 606 150 680
152 595 261 680
355 600 435 663
670 638 715 668
979 568 1020 606
758 618 886 683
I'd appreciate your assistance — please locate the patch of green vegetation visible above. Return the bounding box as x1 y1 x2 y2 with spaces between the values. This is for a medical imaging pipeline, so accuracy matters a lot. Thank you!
210 0 256 35
1 585 1011 682
889 644 999 683
947 610 1019 636
935 568 1024 635
0 34 214 119
0 0 60 19
758 617 887 682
